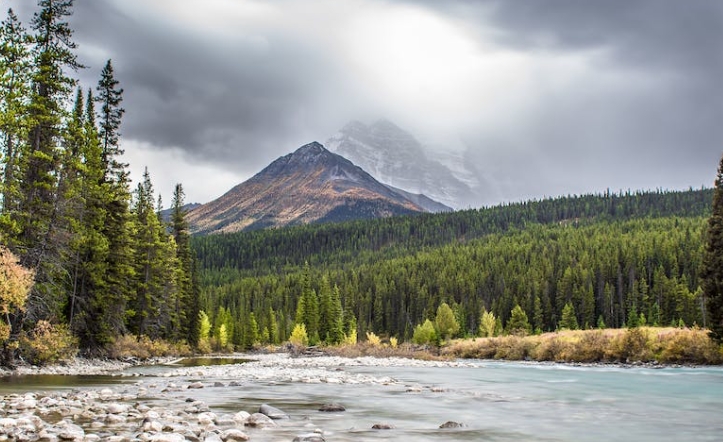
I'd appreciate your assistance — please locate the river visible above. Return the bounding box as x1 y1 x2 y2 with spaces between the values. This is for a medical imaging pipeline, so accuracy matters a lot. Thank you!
2 357 722 441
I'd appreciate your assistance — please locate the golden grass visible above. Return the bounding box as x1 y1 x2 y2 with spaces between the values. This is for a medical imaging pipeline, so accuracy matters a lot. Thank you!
442 327 722 365
322 342 450 361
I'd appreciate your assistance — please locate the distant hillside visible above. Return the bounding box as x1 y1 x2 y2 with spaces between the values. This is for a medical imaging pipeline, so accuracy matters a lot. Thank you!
192 187 713 347
185 142 440 234
193 187 712 272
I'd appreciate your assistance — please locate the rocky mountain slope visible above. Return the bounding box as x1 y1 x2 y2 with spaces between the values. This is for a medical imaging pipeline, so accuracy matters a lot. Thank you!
325 120 477 209
186 142 441 234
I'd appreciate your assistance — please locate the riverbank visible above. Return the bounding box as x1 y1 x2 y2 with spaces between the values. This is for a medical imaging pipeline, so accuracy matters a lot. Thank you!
0 354 476 441
0 356 180 378
442 327 723 365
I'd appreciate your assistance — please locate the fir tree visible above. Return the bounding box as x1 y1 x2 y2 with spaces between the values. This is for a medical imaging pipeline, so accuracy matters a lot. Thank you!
702 153 723 342
435 302 459 341
17 0 83 321
0 9 32 221
559 302 579 330
506 304 531 336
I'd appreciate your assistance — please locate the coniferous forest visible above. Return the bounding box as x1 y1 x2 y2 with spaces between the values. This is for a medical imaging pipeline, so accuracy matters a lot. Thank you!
193 188 716 348
2 1 722 365
0 2 198 364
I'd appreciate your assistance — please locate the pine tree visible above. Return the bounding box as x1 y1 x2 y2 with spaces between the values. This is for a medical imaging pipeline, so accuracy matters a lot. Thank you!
435 302 460 341
0 9 32 222
17 0 83 321
130 168 167 338
506 304 531 336
95 59 124 177
559 302 579 330
92 67 134 344
327 285 345 344
170 183 196 343
702 153 723 342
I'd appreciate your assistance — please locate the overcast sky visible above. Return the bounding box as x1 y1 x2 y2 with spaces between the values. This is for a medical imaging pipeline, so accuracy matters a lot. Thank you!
7 0 723 207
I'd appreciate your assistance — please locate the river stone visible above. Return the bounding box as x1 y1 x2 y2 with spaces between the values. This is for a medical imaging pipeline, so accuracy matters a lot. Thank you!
149 434 186 442
245 413 276 428
220 429 249 441
105 413 127 425
203 433 222 442
198 412 217 425
106 403 129 414
232 411 250 424
188 382 205 389
57 421 85 440
142 419 164 432
17 398 37 410
0 418 17 429
258 404 289 419
292 434 326 442
318 403 345 412
84 435 101 442
439 421 465 428
371 423 395 430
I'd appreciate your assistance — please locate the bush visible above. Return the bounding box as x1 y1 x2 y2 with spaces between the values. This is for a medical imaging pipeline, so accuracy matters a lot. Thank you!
412 319 437 345
656 328 721 364
19 321 78 366
289 323 309 347
365 331 382 347
107 335 192 360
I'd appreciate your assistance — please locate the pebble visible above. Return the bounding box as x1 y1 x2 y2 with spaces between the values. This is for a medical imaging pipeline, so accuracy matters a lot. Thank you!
318 403 345 412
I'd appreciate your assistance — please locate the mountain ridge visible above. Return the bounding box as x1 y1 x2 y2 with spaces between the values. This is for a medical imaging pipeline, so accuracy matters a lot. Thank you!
186 141 447 234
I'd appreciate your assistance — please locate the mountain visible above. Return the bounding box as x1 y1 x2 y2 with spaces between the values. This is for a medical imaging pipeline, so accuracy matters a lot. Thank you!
325 119 477 209
186 142 439 234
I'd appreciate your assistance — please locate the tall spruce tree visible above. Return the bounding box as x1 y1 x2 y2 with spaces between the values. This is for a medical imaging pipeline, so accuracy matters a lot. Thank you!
92 60 135 343
17 0 82 321
170 183 197 343
702 153 723 342
0 9 31 221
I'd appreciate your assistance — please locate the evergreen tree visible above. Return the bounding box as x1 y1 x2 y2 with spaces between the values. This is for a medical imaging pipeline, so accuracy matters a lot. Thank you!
17 0 83 321
0 9 32 221
435 302 459 341
92 73 134 344
506 304 531 336
327 285 345 344
170 183 196 342
702 153 723 342
129 168 167 338
559 302 579 330
95 59 124 177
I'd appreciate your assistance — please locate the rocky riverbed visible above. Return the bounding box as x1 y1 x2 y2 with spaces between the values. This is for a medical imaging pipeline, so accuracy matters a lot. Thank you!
0 354 473 441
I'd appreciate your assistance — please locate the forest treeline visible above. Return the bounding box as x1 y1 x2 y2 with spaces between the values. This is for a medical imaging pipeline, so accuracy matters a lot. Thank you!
194 189 713 348
194 188 711 273
0 2 198 364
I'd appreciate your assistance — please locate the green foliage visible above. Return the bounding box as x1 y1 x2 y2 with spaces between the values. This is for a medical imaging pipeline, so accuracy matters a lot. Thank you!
19 320 77 366
435 302 460 341
559 303 579 330
412 319 437 345
198 310 211 352
479 309 497 337
702 153 723 342
507 305 531 336
289 323 308 347
0 245 32 344
365 331 382 346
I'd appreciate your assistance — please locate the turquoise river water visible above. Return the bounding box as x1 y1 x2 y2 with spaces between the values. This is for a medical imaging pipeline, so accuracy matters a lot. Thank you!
3 359 722 441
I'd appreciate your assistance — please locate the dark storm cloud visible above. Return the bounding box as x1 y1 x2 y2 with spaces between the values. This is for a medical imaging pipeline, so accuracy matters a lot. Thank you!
5 0 722 205
406 0 723 202
59 0 350 174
